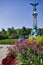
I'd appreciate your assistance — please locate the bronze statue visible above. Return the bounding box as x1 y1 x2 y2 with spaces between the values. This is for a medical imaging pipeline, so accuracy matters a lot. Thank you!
30 2 39 11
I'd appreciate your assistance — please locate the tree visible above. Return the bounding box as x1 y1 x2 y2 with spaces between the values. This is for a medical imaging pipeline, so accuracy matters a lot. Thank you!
20 26 27 38
0 28 8 39
7 28 13 36
7 27 18 39
39 28 43 35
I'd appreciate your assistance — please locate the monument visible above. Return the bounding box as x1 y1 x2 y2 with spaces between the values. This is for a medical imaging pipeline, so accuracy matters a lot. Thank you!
18 34 24 41
30 2 40 37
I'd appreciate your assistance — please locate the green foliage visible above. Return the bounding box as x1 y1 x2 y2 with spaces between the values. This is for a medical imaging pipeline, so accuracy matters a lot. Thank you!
7 27 17 38
0 27 43 40
0 39 18 44
29 35 43 45
0 29 8 39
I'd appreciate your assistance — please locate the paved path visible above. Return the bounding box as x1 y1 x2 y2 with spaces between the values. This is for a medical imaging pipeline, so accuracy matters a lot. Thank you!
0 45 11 64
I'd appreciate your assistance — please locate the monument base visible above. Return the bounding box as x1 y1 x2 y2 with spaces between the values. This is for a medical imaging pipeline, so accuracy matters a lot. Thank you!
30 28 40 37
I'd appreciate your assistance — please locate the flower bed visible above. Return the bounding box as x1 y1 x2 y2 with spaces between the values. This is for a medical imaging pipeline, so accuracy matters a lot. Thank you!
2 52 17 65
2 37 43 65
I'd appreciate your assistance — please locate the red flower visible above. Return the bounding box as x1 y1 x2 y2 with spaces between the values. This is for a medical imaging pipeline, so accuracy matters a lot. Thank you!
2 58 7 65
2 54 16 65
10 58 18 65
10 59 16 65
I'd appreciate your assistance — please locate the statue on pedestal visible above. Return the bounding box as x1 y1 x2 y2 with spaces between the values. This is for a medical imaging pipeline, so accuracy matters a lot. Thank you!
30 2 40 37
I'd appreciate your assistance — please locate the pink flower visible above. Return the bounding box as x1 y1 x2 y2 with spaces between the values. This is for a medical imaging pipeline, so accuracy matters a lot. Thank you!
14 44 16 48
13 43 17 47
31 45 36 50
18 43 22 47
36 42 41 45
41 46 43 49
7 46 14 52
28 44 36 50
28 57 32 61
36 50 41 55
23 39 28 43
22 49 26 54
28 44 31 48
16 47 20 52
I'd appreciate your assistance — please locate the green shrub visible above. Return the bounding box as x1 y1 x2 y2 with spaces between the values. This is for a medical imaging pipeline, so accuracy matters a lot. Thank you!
0 39 18 44
29 35 43 45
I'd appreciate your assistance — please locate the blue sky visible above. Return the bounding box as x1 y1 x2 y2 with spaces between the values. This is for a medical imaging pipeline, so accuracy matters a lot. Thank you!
0 0 43 30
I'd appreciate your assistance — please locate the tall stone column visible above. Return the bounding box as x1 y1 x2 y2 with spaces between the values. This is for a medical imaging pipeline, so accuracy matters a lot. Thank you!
33 12 37 29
